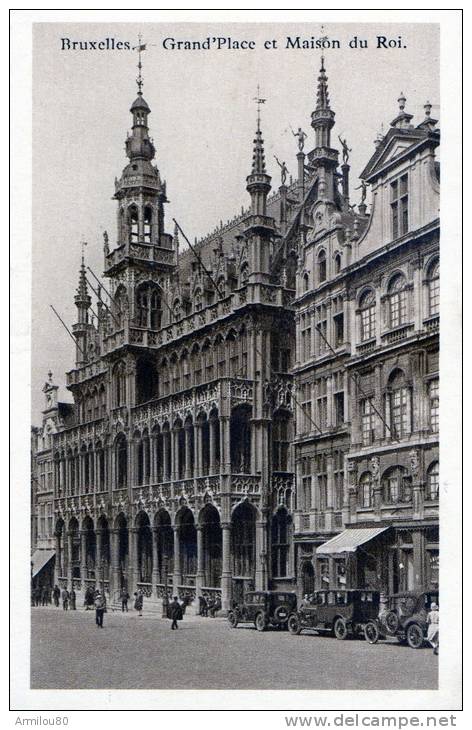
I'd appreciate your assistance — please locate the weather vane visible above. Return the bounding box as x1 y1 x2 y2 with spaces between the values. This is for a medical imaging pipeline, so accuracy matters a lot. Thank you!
79 237 88 262
133 34 147 94
253 84 266 128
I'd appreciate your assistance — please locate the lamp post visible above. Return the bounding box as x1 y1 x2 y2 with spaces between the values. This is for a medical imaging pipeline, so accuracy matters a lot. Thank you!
161 555 169 618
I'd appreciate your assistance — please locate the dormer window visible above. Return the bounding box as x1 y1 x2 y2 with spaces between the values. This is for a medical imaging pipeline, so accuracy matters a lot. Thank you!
391 173 409 239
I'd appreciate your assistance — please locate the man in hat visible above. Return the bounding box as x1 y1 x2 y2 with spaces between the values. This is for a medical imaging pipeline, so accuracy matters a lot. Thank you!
94 591 106 628
169 596 183 630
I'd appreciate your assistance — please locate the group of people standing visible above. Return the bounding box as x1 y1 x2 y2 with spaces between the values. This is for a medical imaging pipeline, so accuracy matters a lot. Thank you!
198 594 222 617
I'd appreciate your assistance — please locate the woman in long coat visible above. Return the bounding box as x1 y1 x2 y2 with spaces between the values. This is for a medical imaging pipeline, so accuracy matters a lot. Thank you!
169 596 183 630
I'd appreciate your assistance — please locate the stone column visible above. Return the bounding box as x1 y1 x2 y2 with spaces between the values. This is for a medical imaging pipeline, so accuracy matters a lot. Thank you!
95 529 103 588
220 416 231 473
194 423 202 477
150 435 156 484
110 528 120 597
173 526 182 588
196 525 205 601
80 530 87 581
127 527 138 596
209 419 215 474
171 430 178 481
185 427 192 479
55 532 63 580
221 522 232 613
66 531 73 587
163 432 169 481
152 526 159 592
255 519 268 591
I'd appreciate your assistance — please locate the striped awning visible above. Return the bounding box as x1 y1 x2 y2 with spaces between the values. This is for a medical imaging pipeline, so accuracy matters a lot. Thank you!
31 549 55 578
315 527 389 555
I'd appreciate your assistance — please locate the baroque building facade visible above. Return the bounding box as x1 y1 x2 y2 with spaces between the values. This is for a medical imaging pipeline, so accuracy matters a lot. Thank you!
31 59 439 610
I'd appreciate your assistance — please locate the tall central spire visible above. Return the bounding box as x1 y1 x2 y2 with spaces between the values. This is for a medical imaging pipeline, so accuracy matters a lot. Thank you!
315 56 330 111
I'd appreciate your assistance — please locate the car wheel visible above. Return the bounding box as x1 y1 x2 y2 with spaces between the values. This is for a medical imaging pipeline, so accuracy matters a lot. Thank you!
255 612 267 632
406 623 424 649
334 617 349 640
364 621 380 644
384 610 400 635
288 614 302 635
228 611 238 629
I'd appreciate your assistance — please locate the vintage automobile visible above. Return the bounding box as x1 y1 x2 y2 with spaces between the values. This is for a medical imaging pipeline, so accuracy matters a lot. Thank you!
364 590 439 649
228 591 297 631
287 589 381 640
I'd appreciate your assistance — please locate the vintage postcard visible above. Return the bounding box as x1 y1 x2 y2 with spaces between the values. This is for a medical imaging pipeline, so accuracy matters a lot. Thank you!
10 8 462 718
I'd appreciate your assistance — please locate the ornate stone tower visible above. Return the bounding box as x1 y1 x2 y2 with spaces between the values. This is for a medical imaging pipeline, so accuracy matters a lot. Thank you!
104 57 176 325
244 105 276 283
72 255 92 367
309 57 339 201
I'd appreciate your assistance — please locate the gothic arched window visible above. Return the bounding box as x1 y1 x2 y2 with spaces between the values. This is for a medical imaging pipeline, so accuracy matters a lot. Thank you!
136 283 161 329
271 508 291 578
359 289 376 341
387 273 407 328
115 434 128 488
113 361 127 407
272 409 291 472
427 260 440 317
334 253 342 274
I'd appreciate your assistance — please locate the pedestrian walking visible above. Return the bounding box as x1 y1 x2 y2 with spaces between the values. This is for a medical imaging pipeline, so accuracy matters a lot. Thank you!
53 584 60 607
69 588 76 610
84 586 95 610
198 595 207 617
120 589 130 612
169 596 183 630
94 591 106 628
41 586 48 606
61 588 69 610
134 591 143 616
427 601 439 655
209 595 221 617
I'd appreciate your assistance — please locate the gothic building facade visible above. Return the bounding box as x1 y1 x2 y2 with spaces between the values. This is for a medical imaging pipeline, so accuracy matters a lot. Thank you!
31 59 439 610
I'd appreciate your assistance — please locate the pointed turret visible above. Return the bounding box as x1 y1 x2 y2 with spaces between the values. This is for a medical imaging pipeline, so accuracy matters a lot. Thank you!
72 252 92 366
311 56 336 149
246 109 272 216
243 96 277 282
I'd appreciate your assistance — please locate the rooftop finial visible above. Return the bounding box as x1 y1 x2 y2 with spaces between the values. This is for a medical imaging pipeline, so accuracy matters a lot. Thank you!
133 35 147 95
251 86 267 174
398 92 406 111
253 84 266 132
424 100 432 118
316 56 330 111
79 237 88 266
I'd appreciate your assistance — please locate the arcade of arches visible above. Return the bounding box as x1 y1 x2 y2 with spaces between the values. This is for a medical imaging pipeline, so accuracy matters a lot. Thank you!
53 500 286 611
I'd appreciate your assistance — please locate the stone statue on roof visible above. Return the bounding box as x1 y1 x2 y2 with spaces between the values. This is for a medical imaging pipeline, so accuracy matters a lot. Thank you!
274 156 289 186
354 180 368 204
292 127 307 152
338 135 352 164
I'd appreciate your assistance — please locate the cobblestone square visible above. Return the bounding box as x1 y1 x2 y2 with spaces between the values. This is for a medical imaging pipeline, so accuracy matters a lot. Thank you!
31 607 437 691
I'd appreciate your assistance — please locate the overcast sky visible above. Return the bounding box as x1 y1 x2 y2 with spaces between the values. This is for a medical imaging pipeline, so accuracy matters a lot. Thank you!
32 21 439 423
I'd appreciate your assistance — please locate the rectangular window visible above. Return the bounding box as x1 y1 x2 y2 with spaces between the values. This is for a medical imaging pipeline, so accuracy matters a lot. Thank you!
317 397 327 430
361 305 376 341
334 391 344 426
429 379 439 433
317 309 328 355
302 476 312 511
334 313 344 347
361 397 375 445
391 174 409 239
300 383 312 433
391 387 409 437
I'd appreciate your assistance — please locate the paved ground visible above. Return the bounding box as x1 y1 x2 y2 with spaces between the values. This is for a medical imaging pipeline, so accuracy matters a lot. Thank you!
31 607 437 690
